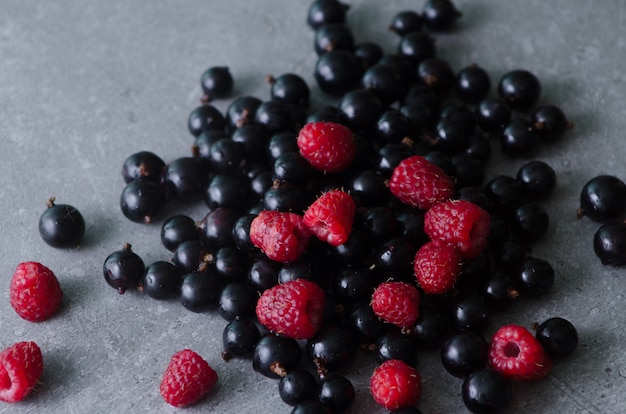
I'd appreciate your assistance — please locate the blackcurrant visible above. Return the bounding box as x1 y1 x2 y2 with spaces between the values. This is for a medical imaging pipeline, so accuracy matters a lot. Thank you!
140 261 182 300
593 221 626 266
535 317 578 359
462 368 512 413
102 243 145 294
578 175 626 222
38 197 86 248
497 69 541 111
200 66 234 101
121 151 165 183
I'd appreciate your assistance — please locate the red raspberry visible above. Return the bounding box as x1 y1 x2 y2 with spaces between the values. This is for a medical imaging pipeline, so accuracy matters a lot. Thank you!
388 155 455 210
414 240 462 294
297 121 356 173
250 210 311 263
0 341 44 403
370 281 420 329
10 262 63 322
256 279 325 339
160 349 218 407
424 199 491 259
370 359 422 410
303 189 356 246
488 324 552 381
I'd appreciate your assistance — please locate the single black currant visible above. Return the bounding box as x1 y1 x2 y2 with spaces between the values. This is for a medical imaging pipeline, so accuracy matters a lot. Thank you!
119 179 165 224
314 49 362 96
187 104 226 137
197 207 238 248
499 118 540 156
440 330 489 378
268 73 311 107
353 41 384 69
307 325 358 377
102 243 145 294
160 215 199 252
389 10 423 36
514 257 555 297
509 202 550 242
497 69 541 111
140 261 182 300
578 175 626 222
179 271 223 313
225 95 263 130
200 66 234 101
317 375 355 413
455 64 491 103
422 0 462 31
376 330 419 367
38 197 86 248
313 23 355 56
398 32 436 64
531 104 573 142
417 57 456 97
253 333 302 379
222 319 261 360
534 317 578 359
172 240 214 274
121 151 165 183
278 368 318 406
307 0 350 30
475 97 511 133
218 282 257 321
161 156 210 200
593 221 626 266
462 368 513 414
516 160 557 200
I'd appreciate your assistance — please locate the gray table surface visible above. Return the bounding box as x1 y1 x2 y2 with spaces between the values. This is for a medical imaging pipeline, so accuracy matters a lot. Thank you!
1 1 625 413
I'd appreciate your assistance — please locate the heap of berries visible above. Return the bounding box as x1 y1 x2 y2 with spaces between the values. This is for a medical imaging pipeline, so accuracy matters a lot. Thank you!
5 0 585 411
98 0 583 412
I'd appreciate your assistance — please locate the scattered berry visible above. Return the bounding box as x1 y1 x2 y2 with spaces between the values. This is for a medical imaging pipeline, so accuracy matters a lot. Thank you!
413 239 462 294
593 221 626 266
534 317 578 359
424 199 491 259
488 324 552 381
256 278 325 339
102 243 145 294
297 121 356 173
38 197 85 248
250 210 311 263
462 368 512 413
160 349 218 407
370 359 422 411
200 66 234 101
371 281 420 329
578 175 626 222
10 262 63 322
303 189 356 246
0 341 44 403
388 155 455 210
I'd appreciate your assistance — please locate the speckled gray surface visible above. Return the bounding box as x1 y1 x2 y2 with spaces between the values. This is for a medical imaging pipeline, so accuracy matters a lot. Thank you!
1 1 625 413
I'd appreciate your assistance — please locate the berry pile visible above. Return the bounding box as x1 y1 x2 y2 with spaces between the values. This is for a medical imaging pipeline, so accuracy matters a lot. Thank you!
100 0 582 412
4 0 587 411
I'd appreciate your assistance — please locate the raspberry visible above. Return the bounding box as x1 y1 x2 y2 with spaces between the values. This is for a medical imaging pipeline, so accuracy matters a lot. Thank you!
424 199 491 259
296 121 356 173
388 155 455 210
256 279 325 339
370 281 420 329
303 189 356 246
160 349 218 407
370 359 422 410
250 210 311 263
0 341 44 403
414 239 462 294
488 324 552 381
10 262 63 322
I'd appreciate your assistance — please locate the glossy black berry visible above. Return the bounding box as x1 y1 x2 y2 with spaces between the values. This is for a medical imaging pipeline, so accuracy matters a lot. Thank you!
499 118 540 156
102 243 145 294
509 202 550 242
514 258 555 297
350 169 390 207
440 331 489 378
358 206 400 240
593 221 626 266
435 116 473 154
376 331 419 367
119 179 165 224
278 369 318 406
121 151 165 183
307 325 358 377
218 282 257 321
398 32 436 64
222 319 261 360
162 156 210 200
226 95 263 130
38 198 85 248
253 100 297 134
535 317 578 359
450 294 491 332
187 104 226 137
160 215 198 252
338 89 384 133
375 143 414 178
475 97 511 133
578 175 626 222
267 73 310 107
214 245 249 283
232 214 256 252
497 69 541 111
274 152 316 187
482 271 519 312
462 368 512 414
418 57 455 97
307 0 349 30
317 375 355 413
263 180 306 213
247 253 280 292
179 271 222 313
200 66 233 101
531 104 572 142
314 23 355 56
464 133 492 165
140 261 182 300
204 173 250 211
253 333 302 379
422 0 462 31
172 239 214 274
376 110 411 143
412 305 450 349
374 237 415 280
314 49 362 96
484 175 529 213
455 64 491 103
361 64 404 106
389 10 423 36
353 41 384 69
347 301 387 343
516 160 557 200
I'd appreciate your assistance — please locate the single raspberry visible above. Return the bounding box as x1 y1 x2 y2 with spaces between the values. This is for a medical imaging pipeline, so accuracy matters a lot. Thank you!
414 240 462 294
0 341 44 403
370 281 420 329
388 155 455 210
10 262 63 322
303 189 356 246
488 324 552 381
160 349 218 407
250 210 311 263
297 121 356 173
370 359 422 410
424 199 491 259
256 279 325 339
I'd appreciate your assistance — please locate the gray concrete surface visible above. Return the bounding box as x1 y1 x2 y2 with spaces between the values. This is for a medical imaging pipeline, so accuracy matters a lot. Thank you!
0 0 625 413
